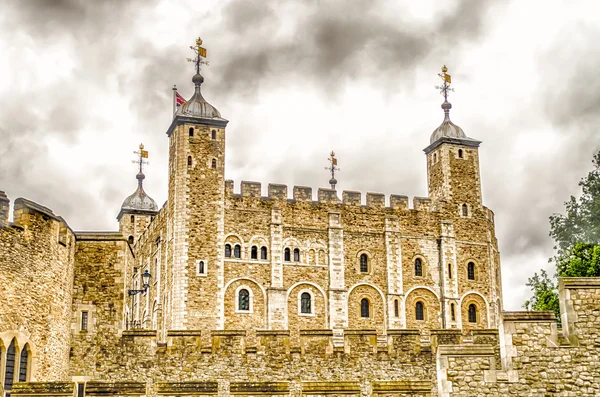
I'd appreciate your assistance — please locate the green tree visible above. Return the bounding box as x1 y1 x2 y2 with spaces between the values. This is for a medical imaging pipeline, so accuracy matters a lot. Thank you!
524 151 600 323
524 270 560 321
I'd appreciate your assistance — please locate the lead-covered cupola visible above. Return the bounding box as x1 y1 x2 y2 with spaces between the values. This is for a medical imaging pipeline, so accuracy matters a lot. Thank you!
424 65 480 154
117 144 158 222
166 37 228 137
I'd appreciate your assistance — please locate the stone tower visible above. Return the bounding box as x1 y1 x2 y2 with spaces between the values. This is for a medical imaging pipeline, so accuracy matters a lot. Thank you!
423 99 482 212
422 68 502 328
117 145 159 245
166 71 229 330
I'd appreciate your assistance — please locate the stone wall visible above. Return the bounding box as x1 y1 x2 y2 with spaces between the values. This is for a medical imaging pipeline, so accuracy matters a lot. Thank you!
8 277 600 397
0 196 76 382
69 232 133 379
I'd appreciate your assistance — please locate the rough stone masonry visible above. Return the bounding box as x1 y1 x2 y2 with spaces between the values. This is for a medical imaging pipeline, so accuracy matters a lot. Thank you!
2 60 587 396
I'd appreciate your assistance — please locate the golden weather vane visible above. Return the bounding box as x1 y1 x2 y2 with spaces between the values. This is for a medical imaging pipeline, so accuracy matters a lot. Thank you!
187 37 209 74
435 65 454 102
325 151 340 190
132 143 149 174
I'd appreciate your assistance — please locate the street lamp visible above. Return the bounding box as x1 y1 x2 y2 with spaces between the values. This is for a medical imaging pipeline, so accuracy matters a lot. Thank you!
128 269 152 296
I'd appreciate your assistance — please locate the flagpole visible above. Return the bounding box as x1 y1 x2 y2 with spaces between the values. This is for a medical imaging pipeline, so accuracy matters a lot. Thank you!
172 85 177 118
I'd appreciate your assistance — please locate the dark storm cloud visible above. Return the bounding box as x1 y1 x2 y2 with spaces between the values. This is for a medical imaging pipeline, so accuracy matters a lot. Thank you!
214 0 492 97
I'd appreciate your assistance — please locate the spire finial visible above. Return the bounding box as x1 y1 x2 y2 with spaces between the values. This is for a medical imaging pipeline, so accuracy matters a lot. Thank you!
325 151 340 190
133 143 149 187
435 65 454 120
187 37 209 88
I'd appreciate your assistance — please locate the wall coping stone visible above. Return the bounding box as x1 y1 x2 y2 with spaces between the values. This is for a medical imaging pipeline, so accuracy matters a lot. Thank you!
387 329 420 336
86 382 146 395
502 311 556 322
300 329 334 336
559 277 600 289
256 330 290 336
167 330 203 337
437 344 495 356
371 381 431 393
344 329 377 335
229 382 290 395
212 330 246 337
301 382 361 394
122 330 157 337
11 382 75 396
157 382 218 395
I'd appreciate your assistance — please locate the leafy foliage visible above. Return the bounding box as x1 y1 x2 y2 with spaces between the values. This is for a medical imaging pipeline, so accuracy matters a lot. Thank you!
549 152 600 261
524 270 560 320
524 151 600 324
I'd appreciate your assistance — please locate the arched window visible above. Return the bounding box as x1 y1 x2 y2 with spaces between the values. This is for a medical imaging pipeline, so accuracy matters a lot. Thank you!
211 158 217 169
468 304 477 323
394 299 399 317
415 301 424 321
467 262 475 280
293 248 300 262
128 235 134 245
198 260 205 274
234 244 241 259
300 292 311 314
415 258 423 277
211 129 217 140
225 244 231 258
189 127 194 137
359 253 368 273
360 298 370 318
238 289 250 311
433 153 437 163
260 246 267 260
458 149 463 158
448 263 452 279
187 156 192 168
251 246 258 260
284 248 291 262
462 204 468 217
451 303 456 321
19 345 29 382
4 339 16 393
130 215 135 223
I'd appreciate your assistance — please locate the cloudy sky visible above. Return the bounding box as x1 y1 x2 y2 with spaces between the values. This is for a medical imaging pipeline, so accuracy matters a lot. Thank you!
1 0 599 310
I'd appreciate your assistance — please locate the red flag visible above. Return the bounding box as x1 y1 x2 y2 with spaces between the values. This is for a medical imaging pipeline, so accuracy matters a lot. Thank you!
176 91 186 106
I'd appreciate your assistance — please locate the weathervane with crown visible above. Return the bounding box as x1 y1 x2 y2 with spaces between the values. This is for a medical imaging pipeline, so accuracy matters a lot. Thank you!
325 151 340 190
187 37 209 75
132 143 149 178
435 65 453 102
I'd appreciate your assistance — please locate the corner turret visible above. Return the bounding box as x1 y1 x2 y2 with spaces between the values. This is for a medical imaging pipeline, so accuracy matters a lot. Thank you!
424 66 482 208
118 144 158 244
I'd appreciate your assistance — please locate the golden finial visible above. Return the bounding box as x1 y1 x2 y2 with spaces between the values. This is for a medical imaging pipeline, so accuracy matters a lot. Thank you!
139 143 144 150
330 150 335 157
196 37 203 46
441 65 448 73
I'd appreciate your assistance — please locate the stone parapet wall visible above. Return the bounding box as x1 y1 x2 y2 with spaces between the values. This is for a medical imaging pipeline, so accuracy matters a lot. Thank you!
0 196 76 382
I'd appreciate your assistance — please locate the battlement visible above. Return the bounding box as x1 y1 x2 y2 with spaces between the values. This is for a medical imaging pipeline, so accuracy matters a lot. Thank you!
224 181 433 211
116 328 497 357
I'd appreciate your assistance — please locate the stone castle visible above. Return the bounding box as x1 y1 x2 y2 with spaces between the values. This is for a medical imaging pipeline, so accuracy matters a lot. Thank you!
1 48 599 396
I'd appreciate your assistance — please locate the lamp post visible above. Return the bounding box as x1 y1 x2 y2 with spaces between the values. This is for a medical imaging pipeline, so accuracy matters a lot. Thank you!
128 270 151 329
128 269 151 296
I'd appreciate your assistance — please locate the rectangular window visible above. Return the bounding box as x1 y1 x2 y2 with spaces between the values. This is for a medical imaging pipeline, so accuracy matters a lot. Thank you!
81 311 88 331
77 383 86 397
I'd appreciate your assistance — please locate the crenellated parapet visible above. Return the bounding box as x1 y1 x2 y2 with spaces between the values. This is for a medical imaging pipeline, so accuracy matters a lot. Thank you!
224 181 435 211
